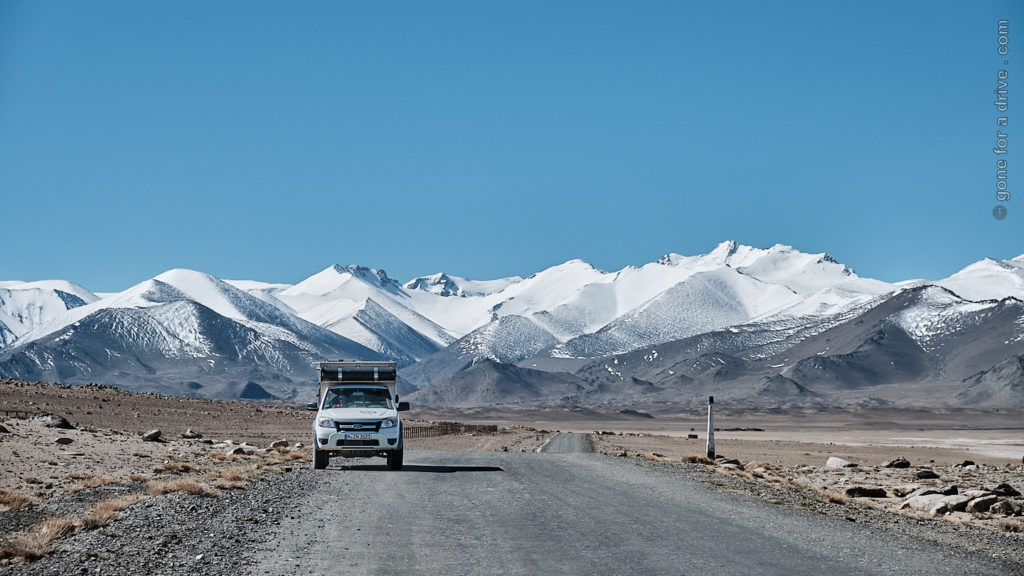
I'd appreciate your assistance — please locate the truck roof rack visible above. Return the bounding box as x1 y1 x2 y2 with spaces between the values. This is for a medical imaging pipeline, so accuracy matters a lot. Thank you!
316 361 397 383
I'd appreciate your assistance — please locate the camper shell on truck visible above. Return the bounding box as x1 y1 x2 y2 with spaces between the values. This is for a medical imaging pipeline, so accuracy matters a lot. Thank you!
311 361 409 470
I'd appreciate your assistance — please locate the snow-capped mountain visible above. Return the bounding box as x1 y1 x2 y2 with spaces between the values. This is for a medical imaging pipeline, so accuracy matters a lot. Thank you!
0 269 379 399
2 242 1022 407
0 280 99 348
404 272 521 298
562 284 1024 410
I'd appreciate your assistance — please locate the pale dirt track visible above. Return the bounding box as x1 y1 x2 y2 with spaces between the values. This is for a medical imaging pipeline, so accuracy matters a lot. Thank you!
254 442 1015 576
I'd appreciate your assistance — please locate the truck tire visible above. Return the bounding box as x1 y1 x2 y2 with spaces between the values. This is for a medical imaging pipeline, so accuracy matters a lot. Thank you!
313 446 328 470
387 447 403 471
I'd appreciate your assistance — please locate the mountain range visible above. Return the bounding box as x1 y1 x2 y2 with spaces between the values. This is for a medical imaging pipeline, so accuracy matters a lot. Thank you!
2 241 1022 409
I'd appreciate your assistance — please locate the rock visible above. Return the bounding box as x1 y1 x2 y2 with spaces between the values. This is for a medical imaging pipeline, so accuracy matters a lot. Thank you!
937 484 958 496
882 456 910 468
270 440 289 450
844 486 888 498
900 494 948 516
31 413 74 429
992 483 1021 497
720 463 742 471
892 484 920 498
227 447 247 456
687 434 698 439
825 457 857 468
0 423 9 433
914 469 940 480
956 460 976 467
181 428 202 439
293 443 304 450
141 429 162 442
962 489 994 499
965 495 1000 514
238 443 258 454
54 437 74 445
989 500 1021 516
941 495 973 512
718 458 742 467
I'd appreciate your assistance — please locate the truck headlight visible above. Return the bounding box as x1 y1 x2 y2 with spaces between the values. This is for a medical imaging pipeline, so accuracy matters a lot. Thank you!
316 418 335 429
380 418 397 429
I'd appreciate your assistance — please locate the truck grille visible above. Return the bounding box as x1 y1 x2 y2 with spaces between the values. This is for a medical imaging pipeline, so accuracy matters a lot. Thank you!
335 421 381 432
337 439 379 447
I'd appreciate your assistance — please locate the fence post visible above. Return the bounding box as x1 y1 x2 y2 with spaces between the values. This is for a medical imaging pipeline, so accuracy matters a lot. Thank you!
706 396 715 460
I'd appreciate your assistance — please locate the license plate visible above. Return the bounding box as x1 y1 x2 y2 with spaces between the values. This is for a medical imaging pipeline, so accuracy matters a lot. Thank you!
345 433 373 440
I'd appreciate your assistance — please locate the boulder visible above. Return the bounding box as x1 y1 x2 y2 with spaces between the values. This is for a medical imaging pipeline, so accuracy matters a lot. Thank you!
962 489 994 499
905 486 949 499
844 486 888 498
720 463 742 471
992 483 1021 497
937 484 959 496
293 443 304 450
31 414 73 429
270 439 289 450
825 457 857 469
900 494 948 516
226 447 247 456
54 437 73 445
956 460 976 467
941 495 973 512
181 429 202 439
914 469 940 480
882 456 911 468
965 495 1000 514
989 500 1022 516
141 429 162 442
0 423 9 434
892 484 920 497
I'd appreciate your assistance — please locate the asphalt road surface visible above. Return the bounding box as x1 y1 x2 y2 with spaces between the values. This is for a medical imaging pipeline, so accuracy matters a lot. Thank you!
255 434 1012 576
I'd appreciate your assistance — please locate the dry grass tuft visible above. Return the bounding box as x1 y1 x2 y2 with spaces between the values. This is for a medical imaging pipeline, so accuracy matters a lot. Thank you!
821 490 848 505
274 445 291 454
131 452 151 459
207 451 245 463
723 469 755 482
129 473 151 483
1000 520 1024 533
153 461 199 475
685 455 714 465
0 486 36 510
67 475 120 494
208 464 260 490
0 517 76 562
286 451 311 462
146 478 220 498
23 476 43 485
81 495 143 530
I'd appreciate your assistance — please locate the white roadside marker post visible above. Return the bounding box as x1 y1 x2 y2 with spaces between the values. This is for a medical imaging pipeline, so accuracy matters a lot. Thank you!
706 395 715 460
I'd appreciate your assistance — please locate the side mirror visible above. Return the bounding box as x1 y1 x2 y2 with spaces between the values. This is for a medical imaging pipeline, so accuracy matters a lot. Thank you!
305 402 318 411
397 401 410 412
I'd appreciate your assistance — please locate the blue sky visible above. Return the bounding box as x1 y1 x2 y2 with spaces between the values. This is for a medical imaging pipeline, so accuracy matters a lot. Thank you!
1 1 1020 291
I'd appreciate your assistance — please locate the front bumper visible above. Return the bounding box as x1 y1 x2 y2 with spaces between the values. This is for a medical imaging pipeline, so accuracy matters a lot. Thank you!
314 422 401 452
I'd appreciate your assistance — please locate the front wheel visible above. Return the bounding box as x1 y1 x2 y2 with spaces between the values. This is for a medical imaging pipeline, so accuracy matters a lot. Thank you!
386 447 403 471
313 446 328 470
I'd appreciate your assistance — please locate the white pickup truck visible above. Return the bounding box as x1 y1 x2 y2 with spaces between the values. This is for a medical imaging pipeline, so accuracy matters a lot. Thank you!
310 361 409 471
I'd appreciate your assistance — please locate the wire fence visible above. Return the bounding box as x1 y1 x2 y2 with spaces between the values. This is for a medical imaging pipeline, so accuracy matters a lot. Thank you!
404 421 499 440
0 409 36 419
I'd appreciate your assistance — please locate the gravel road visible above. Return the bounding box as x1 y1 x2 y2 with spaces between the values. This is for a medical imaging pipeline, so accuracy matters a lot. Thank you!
253 436 1018 576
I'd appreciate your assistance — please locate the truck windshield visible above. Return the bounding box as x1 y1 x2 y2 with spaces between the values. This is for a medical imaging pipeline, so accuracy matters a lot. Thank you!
322 388 393 410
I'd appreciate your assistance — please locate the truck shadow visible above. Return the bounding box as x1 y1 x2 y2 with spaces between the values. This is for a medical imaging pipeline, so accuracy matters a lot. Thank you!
329 464 504 473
